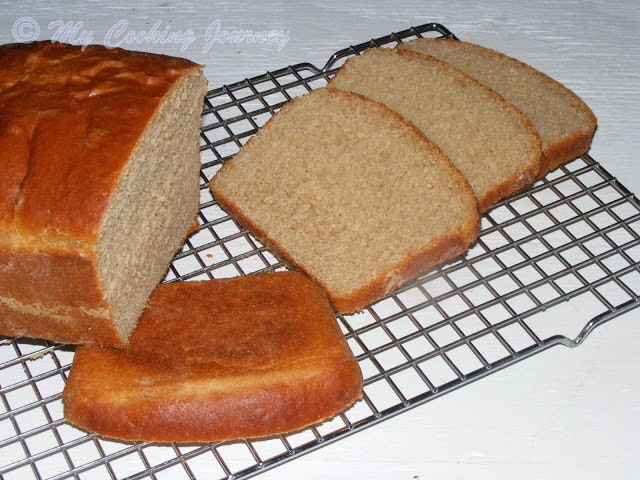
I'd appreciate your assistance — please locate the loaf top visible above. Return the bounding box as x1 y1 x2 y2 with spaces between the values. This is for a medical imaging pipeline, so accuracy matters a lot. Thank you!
398 38 597 174
0 41 201 249
63 272 364 442
329 48 542 212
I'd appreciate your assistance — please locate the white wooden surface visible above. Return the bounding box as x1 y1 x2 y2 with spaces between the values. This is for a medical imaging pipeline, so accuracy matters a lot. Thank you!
1 1 639 479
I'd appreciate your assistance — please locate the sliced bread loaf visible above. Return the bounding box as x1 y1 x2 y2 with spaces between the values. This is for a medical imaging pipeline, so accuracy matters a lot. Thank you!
63 272 363 442
398 38 597 177
210 88 480 314
328 47 543 212
0 42 207 347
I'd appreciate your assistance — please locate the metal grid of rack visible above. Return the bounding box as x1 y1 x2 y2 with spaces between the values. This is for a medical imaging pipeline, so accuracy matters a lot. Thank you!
2 23 640 480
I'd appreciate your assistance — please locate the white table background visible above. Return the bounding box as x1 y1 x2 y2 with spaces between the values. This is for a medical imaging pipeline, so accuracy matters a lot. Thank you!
1 1 639 479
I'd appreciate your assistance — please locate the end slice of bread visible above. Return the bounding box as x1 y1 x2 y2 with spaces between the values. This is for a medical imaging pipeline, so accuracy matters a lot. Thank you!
398 38 597 177
62 272 363 443
328 47 543 212
210 88 480 313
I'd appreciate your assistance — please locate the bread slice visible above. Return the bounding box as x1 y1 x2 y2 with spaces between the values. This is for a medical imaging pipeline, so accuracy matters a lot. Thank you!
62 272 363 443
328 47 543 212
398 38 597 177
210 88 480 314
0 41 207 347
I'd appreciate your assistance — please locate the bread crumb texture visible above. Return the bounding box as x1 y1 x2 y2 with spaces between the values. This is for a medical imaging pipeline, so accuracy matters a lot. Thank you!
329 48 543 211
398 38 596 175
211 88 479 312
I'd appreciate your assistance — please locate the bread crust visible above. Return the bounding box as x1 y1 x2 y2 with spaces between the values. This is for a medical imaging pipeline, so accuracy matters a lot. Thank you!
62 272 364 443
0 41 205 346
0 243 122 345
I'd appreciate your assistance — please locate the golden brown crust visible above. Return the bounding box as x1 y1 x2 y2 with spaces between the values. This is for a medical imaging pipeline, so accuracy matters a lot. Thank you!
0 302 123 347
0 41 199 239
0 243 123 345
62 272 364 443
0 41 203 346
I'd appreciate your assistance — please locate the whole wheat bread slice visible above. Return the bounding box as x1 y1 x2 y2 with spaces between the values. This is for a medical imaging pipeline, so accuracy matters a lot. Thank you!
398 38 597 177
210 88 480 313
63 272 363 442
328 47 543 212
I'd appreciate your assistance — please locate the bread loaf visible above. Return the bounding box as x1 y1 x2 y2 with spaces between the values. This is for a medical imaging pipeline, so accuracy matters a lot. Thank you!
398 38 597 177
62 272 363 442
328 48 543 212
210 88 480 313
0 41 207 347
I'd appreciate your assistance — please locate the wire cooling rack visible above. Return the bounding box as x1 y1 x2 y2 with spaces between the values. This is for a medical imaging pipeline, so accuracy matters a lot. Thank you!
2 22 640 480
